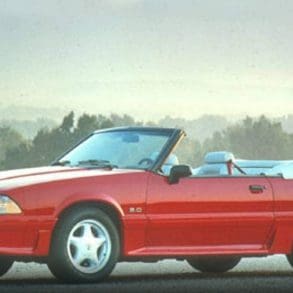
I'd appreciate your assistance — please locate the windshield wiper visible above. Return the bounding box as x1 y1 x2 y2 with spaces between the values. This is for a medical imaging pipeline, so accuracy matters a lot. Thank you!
77 159 118 169
52 160 71 166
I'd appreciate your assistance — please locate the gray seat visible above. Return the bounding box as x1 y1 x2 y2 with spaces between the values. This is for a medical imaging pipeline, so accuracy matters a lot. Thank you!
264 163 293 179
161 154 179 175
196 151 235 176
150 152 179 175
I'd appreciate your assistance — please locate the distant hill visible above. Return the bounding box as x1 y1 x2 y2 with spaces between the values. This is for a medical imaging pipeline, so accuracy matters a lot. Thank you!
0 118 57 139
0 105 292 141
157 115 230 141
0 105 66 121
0 105 64 138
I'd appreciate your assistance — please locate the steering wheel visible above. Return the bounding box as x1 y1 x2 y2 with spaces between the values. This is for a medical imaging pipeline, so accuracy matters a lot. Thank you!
138 158 154 166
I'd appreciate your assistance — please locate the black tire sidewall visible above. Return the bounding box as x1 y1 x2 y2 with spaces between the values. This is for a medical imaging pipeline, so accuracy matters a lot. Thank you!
187 256 241 273
286 254 293 267
0 258 14 277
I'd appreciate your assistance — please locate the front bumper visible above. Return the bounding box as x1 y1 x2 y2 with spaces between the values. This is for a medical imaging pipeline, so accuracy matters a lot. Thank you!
0 215 56 257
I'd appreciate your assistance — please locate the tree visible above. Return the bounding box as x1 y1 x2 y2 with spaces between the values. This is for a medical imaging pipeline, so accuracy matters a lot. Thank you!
2 112 78 169
3 142 31 170
2 112 293 171
201 116 293 160
1 111 130 169
60 111 74 133
74 114 99 141
0 126 25 164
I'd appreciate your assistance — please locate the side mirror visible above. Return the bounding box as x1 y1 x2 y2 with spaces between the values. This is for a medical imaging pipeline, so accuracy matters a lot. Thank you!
168 165 192 184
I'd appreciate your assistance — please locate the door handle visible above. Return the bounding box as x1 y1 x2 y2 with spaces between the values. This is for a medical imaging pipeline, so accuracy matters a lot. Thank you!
249 185 265 194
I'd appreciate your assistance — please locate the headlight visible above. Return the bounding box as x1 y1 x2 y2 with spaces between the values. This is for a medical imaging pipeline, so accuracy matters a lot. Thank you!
0 195 22 214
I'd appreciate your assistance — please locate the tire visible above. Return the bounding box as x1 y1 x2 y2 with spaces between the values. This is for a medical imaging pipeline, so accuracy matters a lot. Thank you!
47 207 120 283
0 258 14 277
286 254 293 267
187 256 241 273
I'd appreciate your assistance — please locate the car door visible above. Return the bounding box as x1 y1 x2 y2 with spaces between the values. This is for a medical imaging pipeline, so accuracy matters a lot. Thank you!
145 172 274 254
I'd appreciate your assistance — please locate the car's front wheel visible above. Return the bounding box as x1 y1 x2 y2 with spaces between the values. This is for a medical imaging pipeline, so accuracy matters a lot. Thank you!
48 206 120 283
0 257 14 277
286 254 293 268
187 256 241 273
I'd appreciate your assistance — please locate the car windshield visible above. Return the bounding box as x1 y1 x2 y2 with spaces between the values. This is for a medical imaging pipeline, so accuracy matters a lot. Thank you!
56 129 172 169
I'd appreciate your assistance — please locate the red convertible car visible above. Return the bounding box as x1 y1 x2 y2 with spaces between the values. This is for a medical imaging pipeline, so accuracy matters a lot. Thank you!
1 126 293 282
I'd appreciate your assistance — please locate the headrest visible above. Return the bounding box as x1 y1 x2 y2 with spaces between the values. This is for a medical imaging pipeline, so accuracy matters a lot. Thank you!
266 163 293 179
150 151 160 161
164 153 179 165
204 151 235 164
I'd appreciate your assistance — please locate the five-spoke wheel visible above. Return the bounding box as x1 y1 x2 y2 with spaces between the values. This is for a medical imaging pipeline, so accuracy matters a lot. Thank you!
48 207 119 283
67 219 112 274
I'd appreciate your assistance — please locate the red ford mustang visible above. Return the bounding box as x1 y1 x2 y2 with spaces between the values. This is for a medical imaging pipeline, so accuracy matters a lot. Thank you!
1 126 293 282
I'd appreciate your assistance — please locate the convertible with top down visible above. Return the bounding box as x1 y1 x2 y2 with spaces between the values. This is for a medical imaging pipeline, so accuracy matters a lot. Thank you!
1 126 293 282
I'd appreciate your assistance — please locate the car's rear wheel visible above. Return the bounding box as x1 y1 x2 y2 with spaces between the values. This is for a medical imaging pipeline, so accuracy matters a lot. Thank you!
48 207 120 283
0 257 14 277
187 256 241 273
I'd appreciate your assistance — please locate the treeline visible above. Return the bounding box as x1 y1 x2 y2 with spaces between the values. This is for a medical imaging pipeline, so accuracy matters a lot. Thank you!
0 112 293 170
0 112 139 170
0 118 56 139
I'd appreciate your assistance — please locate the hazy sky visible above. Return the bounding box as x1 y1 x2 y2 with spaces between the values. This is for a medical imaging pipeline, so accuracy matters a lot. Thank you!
0 0 293 120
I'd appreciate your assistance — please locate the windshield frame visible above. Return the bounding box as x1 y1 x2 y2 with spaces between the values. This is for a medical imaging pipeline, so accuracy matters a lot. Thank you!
51 127 184 171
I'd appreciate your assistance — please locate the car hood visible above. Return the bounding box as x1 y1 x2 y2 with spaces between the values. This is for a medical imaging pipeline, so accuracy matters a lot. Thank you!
0 166 144 191
0 166 82 181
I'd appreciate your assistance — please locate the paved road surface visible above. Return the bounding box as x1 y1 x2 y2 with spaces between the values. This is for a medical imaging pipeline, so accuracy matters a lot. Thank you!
1 255 293 292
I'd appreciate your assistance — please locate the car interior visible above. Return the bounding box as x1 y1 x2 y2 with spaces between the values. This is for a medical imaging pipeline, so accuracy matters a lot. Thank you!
161 151 293 179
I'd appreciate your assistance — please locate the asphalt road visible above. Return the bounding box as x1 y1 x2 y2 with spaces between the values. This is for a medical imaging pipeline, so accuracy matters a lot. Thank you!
1 255 293 292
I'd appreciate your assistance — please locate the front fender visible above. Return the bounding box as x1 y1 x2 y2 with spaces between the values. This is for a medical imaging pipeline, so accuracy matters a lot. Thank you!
54 193 125 220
